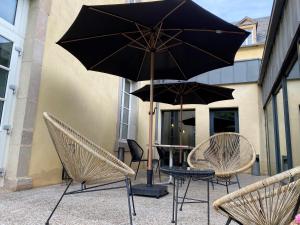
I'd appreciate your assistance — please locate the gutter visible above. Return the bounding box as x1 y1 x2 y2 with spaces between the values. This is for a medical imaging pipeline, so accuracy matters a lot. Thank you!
258 0 287 85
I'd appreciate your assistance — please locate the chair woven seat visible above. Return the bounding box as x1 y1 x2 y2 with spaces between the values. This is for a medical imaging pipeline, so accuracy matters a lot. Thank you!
213 167 300 225
43 112 135 185
188 132 256 180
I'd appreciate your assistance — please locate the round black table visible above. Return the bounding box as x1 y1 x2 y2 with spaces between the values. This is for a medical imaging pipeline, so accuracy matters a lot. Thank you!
160 167 215 225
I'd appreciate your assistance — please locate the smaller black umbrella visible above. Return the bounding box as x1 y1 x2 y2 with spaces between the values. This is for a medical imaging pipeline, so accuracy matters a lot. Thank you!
131 81 234 163
182 117 195 126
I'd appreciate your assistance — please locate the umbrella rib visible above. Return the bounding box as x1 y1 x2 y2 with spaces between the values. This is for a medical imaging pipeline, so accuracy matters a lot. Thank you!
157 30 183 50
158 42 182 52
136 23 151 49
161 28 246 35
154 22 163 48
88 6 150 30
122 33 147 49
59 30 147 44
90 32 149 70
167 50 188 80
161 31 231 65
157 37 188 80
136 50 147 81
154 0 187 28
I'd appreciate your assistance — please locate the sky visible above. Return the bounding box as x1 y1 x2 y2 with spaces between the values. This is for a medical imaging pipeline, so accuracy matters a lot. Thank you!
194 0 274 22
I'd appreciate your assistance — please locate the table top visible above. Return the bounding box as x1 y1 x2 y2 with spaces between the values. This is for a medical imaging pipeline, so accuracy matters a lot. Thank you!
153 144 194 150
160 166 215 178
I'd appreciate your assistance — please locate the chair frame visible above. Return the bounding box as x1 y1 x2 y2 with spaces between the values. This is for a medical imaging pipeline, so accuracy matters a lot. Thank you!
43 112 136 225
213 166 300 225
188 132 256 192
127 139 159 180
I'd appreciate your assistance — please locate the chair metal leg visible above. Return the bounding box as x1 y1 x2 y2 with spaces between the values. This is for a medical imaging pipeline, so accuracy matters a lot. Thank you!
135 161 141 180
179 177 191 211
174 178 180 225
225 217 232 225
207 180 210 225
158 160 161 182
211 178 215 190
125 178 134 225
235 174 241 189
171 178 176 223
45 179 73 225
225 180 229 194
129 179 136 216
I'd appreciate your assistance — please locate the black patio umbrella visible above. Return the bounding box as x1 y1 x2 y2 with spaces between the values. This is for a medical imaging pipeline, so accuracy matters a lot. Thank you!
131 81 234 162
57 0 249 197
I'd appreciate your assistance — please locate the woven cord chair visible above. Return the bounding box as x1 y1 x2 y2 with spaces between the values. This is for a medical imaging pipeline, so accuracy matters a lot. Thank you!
213 166 300 225
188 132 256 193
43 112 136 225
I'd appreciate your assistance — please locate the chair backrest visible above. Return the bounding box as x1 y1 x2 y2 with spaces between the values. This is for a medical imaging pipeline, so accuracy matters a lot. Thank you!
156 146 166 160
213 166 300 225
43 112 135 184
188 132 256 178
127 139 144 161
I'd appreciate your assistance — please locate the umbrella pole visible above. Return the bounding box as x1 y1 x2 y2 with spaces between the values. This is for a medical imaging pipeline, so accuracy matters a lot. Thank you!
179 96 183 164
147 51 154 186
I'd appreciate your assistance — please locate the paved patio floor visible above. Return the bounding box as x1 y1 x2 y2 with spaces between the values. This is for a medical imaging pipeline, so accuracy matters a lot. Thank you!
0 173 265 225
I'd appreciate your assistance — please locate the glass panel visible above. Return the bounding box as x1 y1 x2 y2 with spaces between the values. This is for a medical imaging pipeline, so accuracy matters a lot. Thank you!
211 109 238 134
0 101 4 124
161 110 195 146
124 93 130 108
276 88 288 171
123 108 129 124
242 29 253 46
121 124 128 139
161 110 195 166
0 68 8 98
287 57 300 167
0 35 13 68
265 99 277 175
125 80 130 93
0 0 18 24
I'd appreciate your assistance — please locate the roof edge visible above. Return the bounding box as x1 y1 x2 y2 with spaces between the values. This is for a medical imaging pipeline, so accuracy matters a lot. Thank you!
258 0 287 85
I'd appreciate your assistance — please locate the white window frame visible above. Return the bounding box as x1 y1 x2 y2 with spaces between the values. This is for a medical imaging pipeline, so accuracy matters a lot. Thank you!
119 79 132 140
242 28 254 46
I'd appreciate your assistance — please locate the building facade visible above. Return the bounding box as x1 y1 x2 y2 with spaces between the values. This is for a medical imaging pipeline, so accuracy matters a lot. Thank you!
259 0 300 175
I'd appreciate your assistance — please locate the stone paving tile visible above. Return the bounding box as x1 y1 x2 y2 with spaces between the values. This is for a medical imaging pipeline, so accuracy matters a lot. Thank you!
0 174 265 225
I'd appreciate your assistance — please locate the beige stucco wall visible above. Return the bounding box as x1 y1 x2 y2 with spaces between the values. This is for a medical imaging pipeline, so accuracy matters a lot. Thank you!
235 45 264 60
28 0 125 187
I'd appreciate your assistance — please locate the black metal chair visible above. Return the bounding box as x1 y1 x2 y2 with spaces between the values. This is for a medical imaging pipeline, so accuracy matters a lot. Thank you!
155 146 168 182
127 139 159 180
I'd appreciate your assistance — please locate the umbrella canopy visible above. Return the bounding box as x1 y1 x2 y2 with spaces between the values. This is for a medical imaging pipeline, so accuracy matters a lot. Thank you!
182 117 195 126
57 0 249 81
131 81 234 105
57 0 248 191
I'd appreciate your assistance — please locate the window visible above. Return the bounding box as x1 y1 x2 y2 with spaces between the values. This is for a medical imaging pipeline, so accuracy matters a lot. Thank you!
119 79 131 140
210 108 239 135
0 0 18 24
0 36 13 124
161 110 195 146
242 28 254 46
265 98 278 175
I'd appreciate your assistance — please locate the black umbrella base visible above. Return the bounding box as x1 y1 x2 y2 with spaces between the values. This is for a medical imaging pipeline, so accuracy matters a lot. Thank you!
131 184 168 198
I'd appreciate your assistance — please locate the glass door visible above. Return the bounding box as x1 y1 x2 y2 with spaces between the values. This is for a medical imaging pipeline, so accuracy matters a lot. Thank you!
0 0 27 170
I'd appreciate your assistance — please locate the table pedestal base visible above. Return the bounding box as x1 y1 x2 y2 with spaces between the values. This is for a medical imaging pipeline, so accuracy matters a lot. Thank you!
131 184 168 198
